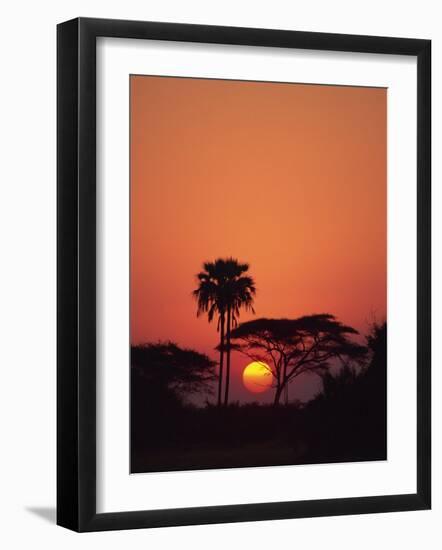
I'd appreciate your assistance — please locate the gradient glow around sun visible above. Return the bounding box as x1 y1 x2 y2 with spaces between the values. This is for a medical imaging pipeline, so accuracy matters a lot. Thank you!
242 361 273 394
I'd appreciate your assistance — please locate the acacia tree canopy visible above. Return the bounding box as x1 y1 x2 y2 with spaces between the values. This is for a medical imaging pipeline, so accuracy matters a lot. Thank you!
230 314 368 405
131 341 217 396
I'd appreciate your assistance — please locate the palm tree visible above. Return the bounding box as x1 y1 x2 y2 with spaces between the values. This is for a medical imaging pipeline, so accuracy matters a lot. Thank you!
222 261 256 405
193 258 256 406
193 260 228 406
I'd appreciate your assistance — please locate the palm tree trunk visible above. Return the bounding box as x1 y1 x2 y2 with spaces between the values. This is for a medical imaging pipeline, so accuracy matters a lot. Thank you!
224 307 232 406
217 313 225 407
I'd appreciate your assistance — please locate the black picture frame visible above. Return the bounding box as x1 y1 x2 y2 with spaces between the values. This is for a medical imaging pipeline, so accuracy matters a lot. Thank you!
57 17 431 532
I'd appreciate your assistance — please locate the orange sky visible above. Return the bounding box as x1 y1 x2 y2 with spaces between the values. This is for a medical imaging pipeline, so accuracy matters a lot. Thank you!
130 75 386 403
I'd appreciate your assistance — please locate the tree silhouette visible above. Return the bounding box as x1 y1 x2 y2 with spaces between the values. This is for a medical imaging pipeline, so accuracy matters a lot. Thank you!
193 258 256 406
131 341 217 396
131 341 217 456
300 321 387 462
193 260 227 406
230 314 367 405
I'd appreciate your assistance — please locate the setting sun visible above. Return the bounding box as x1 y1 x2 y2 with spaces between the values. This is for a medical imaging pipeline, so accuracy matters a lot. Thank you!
242 362 273 394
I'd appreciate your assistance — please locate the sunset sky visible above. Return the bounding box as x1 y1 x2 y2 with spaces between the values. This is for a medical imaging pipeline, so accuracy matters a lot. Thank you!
130 75 386 403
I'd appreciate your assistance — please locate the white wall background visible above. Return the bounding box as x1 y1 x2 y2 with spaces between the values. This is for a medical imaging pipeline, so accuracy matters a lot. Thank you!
0 0 439 548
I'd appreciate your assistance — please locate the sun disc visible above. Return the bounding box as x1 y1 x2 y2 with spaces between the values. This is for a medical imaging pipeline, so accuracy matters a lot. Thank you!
242 361 272 394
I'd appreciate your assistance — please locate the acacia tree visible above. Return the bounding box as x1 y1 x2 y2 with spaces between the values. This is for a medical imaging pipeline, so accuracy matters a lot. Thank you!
193 258 256 406
230 314 367 405
131 341 217 397
131 342 217 452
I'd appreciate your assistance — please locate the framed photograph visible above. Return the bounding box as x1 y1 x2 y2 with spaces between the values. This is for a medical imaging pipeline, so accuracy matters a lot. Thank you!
57 17 431 532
